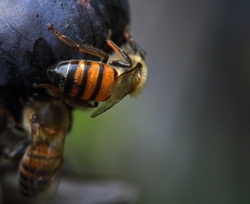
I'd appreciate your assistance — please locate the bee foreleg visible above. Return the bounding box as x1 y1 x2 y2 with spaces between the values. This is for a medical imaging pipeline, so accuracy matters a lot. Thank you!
31 114 39 137
106 32 132 67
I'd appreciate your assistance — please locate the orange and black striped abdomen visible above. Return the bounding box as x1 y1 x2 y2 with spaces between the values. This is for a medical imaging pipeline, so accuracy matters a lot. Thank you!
52 60 118 102
19 142 63 197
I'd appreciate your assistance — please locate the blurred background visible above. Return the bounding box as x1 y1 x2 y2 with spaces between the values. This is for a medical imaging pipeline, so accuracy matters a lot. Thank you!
56 1 250 203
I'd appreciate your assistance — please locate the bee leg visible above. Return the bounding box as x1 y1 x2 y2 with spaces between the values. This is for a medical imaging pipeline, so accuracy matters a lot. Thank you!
65 96 98 108
3 140 30 161
33 84 63 98
47 24 109 62
106 30 132 67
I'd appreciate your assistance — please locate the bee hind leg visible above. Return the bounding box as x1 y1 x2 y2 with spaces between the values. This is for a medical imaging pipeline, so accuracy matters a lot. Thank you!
3 140 30 161
106 30 132 67
65 96 98 108
33 84 63 98
47 24 109 62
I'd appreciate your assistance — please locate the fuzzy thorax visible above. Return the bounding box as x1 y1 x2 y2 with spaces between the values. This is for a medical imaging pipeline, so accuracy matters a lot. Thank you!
130 54 148 97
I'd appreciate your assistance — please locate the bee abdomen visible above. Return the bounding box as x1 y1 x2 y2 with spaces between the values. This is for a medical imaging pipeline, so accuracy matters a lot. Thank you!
53 60 117 102
18 143 62 197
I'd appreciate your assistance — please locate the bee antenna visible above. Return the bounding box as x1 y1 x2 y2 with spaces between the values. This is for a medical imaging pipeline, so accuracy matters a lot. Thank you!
130 39 138 54
124 30 138 53
133 40 146 58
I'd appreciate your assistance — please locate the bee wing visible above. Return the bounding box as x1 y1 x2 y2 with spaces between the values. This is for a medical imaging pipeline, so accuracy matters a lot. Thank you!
90 98 120 118
36 142 64 199
41 165 62 200
91 71 135 118
19 141 64 198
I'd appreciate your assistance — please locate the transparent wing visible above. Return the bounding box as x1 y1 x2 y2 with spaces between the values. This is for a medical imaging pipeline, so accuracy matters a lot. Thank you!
91 70 136 118
19 140 64 198
40 162 63 200
36 143 64 199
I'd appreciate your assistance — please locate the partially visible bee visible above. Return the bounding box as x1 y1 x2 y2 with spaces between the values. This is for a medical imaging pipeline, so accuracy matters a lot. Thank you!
35 24 147 118
0 102 28 162
18 98 71 197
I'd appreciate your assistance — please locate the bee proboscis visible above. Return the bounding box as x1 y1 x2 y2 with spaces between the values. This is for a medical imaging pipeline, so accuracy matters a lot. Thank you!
35 24 147 118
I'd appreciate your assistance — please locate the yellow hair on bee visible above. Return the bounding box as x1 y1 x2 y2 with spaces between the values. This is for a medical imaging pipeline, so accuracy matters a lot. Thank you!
129 54 148 97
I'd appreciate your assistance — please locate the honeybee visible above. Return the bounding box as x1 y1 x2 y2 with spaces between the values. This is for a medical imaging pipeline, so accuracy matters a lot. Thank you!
18 98 71 197
35 24 147 118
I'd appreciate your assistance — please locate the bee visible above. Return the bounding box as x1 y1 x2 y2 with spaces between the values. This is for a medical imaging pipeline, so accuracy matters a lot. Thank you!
18 98 71 197
35 24 147 118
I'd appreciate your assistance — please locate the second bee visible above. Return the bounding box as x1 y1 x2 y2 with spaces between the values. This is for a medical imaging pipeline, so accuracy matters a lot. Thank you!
19 98 71 197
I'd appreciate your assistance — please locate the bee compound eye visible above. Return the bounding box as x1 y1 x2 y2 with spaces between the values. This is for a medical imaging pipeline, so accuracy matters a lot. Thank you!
31 114 37 122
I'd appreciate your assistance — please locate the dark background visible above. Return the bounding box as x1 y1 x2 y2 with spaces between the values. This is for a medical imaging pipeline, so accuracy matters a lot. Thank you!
66 1 250 203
